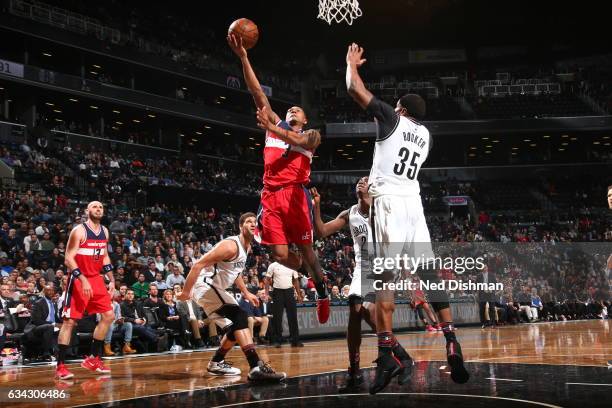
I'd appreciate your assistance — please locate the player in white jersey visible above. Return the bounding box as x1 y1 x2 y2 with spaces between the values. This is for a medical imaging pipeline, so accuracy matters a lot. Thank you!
346 43 469 393
311 178 414 392
178 212 285 382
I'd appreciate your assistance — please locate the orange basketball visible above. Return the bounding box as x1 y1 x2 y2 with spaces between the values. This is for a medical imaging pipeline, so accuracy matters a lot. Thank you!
228 18 259 50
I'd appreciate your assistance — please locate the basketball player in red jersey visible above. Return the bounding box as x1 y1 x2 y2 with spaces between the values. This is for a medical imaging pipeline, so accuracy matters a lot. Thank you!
227 34 330 323
55 201 115 380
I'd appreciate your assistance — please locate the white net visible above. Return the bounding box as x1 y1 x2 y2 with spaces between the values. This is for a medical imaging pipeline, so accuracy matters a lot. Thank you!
317 0 362 25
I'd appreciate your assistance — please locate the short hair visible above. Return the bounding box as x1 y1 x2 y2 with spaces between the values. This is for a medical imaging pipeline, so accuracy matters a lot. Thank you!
126 289 134 294
398 93 426 120
608 185 612 192
239 212 256 227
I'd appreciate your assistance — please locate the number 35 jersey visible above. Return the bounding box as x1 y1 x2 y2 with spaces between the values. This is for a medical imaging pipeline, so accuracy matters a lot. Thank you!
368 115 430 198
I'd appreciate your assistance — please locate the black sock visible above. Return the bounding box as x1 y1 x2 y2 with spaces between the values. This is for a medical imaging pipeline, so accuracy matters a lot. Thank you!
349 350 360 372
242 344 260 369
392 343 411 362
57 344 69 364
91 339 104 357
440 322 456 342
314 281 327 299
212 343 232 363
377 331 395 356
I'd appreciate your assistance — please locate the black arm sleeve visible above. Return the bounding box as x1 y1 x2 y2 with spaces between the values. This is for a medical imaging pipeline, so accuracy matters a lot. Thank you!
366 97 400 141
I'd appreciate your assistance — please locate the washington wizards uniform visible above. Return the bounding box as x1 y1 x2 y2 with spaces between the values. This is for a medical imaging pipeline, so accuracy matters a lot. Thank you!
62 223 112 319
257 120 315 245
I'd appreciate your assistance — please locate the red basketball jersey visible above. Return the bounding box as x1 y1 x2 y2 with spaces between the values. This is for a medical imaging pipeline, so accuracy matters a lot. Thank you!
75 223 107 278
263 120 313 188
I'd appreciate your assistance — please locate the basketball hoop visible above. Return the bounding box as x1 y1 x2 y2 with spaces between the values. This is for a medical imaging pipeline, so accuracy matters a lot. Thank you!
317 0 362 25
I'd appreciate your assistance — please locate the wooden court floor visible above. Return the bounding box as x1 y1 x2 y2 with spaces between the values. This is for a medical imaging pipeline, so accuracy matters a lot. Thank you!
0 319 610 407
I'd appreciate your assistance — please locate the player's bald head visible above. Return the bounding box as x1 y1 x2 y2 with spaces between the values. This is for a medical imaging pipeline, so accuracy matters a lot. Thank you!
86 201 104 221
87 201 103 210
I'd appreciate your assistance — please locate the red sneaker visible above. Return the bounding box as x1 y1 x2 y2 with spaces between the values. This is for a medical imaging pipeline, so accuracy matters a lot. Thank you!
81 355 111 374
56 363 74 380
425 324 436 332
317 296 330 324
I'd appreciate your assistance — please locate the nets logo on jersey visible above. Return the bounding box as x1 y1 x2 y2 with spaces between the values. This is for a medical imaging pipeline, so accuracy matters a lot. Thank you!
352 224 367 237
233 261 245 269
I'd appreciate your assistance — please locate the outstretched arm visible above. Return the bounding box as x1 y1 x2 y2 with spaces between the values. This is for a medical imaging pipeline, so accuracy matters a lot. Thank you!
346 43 374 110
257 107 321 150
310 187 349 238
227 34 280 123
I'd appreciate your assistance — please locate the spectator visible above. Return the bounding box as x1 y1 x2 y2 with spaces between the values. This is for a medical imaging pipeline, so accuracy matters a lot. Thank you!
166 263 186 287
239 289 269 345
153 272 169 291
120 289 158 351
142 284 163 308
176 297 207 348
23 285 60 361
158 289 190 349
131 273 150 299
103 298 136 356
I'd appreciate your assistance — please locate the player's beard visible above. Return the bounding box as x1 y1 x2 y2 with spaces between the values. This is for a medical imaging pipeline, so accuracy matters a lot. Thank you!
88 213 103 223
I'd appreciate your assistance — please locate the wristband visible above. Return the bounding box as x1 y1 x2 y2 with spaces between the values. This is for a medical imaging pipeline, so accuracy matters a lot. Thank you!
102 264 114 273
71 268 82 278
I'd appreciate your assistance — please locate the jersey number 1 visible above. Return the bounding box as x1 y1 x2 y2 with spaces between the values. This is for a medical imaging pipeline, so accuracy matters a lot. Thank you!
393 147 420 179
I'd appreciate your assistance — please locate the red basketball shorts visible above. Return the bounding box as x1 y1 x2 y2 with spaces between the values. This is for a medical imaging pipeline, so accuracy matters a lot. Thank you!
257 184 314 245
62 274 112 320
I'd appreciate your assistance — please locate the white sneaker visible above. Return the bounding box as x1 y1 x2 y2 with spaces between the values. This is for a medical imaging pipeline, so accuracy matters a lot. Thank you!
207 360 241 376
248 362 286 382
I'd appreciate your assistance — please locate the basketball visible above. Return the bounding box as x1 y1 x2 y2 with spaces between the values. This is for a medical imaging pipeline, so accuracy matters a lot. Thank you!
228 18 259 50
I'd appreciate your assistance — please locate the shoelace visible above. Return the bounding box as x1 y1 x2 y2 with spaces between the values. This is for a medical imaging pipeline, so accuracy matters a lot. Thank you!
218 361 234 369
259 362 275 374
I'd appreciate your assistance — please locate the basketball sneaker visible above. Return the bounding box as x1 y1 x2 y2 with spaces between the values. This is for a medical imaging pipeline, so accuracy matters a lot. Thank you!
317 296 330 324
396 355 414 385
446 340 469 384
338 368 364 393
81 355 111 374
425 324 436 332
248 361 286 382
207 360 241 376
434 323 442 332
369 354 403 395
55 363 74 380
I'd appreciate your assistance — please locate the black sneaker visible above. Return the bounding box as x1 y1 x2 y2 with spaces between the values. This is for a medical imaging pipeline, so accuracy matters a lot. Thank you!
290 342 304 347
447 339 469 384
397 356 413 385
369 354 402 395
339 368 364 393
248 361 287 382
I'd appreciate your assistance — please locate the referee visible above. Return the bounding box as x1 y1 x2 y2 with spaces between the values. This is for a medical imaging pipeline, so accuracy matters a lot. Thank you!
265 261 304 348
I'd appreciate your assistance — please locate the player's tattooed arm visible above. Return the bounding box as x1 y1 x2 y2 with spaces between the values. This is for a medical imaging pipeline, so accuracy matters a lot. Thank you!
257 107 321 149
227 34 280 123
346 42 374 110
311 187 348 238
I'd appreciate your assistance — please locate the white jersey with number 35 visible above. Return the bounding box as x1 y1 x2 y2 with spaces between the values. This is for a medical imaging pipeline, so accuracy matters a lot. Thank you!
368 116 430 197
